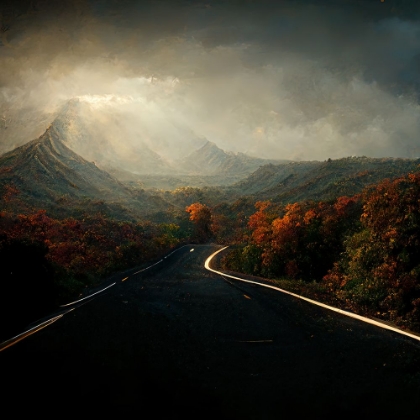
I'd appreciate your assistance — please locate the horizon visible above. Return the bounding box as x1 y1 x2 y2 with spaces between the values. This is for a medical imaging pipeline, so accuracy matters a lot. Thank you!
12 97 420 166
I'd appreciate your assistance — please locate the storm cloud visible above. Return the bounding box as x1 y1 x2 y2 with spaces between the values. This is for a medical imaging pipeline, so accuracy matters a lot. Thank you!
1 0 420 161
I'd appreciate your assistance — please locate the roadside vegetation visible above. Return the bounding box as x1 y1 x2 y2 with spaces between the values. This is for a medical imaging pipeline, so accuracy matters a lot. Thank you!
2 168 420 338
217 172 420 334
0 210 190 300
0 208 191 339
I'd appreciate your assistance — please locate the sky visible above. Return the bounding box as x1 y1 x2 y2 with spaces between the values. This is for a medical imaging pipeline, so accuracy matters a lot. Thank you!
1 0 420 162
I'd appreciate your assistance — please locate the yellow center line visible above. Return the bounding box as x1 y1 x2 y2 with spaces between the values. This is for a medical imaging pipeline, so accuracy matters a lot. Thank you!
122 277 129 282
243 294 251 299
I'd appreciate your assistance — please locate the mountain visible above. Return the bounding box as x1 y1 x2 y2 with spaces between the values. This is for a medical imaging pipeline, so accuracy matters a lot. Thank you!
229 156 420 203
175 140 288 177
103 140 290 190
50 98 175 175
0 123 174 219
35 99 292 188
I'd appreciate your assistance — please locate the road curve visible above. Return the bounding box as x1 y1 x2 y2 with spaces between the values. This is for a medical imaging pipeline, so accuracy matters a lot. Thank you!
1 244 420 418
205 246 420 343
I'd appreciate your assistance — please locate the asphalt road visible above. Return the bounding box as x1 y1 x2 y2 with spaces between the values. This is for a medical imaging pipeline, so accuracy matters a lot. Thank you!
2 244 420 418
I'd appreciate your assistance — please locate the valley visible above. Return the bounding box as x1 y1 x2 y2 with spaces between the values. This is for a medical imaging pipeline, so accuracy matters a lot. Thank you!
2 97 420 346
2 1 420 417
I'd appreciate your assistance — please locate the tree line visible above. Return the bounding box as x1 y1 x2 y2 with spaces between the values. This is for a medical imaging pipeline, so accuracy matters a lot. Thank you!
0 209 188 339
2 169 420 337
215 172 420 332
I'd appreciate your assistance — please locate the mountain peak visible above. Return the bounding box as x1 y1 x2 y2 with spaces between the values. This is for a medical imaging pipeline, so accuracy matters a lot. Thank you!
44 97 176 175
198 140 221 151
175 139 285 177
55 97 83 119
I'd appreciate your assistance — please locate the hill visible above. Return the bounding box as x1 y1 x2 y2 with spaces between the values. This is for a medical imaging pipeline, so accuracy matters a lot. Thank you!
146 156 420 213
0 124 173 220
228 156 420 203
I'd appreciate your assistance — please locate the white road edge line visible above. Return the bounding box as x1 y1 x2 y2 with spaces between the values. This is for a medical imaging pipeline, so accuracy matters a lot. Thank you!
133 244 189 274
0 312 69 352
59 282 116 307
133 260 163 274
205 246 420 343
60 245 190 307
1 246 194 350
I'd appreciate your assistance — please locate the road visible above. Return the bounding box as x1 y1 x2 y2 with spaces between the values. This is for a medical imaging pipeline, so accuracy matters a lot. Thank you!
1 244 420 418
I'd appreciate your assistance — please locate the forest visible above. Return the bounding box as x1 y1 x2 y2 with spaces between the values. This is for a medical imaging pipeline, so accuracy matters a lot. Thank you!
219 172 420 333
2 169 420 339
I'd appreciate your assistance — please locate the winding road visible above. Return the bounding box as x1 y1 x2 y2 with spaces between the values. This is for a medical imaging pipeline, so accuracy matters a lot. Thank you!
2 244 420 418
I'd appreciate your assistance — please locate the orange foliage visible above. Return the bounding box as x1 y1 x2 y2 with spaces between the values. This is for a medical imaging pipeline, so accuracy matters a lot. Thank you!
186 203 210 222
245 196 361 280
248 201 277 245
186 202 212 242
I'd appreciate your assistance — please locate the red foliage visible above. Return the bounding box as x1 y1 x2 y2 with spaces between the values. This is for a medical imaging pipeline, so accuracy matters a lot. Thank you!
245 197 361 281
2 184 19 202
0 208 182 289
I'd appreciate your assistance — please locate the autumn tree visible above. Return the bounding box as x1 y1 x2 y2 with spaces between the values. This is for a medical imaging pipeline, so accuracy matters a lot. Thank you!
323 173 420 330
186 202 213 243
222 197 361 281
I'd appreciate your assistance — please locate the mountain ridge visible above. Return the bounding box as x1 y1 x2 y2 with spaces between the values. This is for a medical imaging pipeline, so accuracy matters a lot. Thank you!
50 98 176 176
175 139 288 177
0 123 174 220
228 156 420 203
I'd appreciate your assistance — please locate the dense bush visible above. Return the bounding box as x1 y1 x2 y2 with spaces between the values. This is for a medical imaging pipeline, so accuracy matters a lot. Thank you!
324 173 420 330
222 196 361 281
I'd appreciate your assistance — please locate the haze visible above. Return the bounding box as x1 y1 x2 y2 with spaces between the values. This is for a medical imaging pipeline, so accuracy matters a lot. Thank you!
1 0 420 162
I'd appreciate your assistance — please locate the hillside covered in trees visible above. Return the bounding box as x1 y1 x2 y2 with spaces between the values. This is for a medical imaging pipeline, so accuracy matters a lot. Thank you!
218 172 420 334
2 148 420 339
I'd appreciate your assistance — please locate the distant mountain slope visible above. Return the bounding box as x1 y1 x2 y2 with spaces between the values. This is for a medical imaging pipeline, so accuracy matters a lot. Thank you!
0 124 173 219
229 156 420 203
106 168 244 190
146 156 420 212
44 99 292 185
230 161 322 195
176 140 288 177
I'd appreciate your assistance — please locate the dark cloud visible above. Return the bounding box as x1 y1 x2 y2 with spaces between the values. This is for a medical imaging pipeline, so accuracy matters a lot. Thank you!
1 0 420 160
